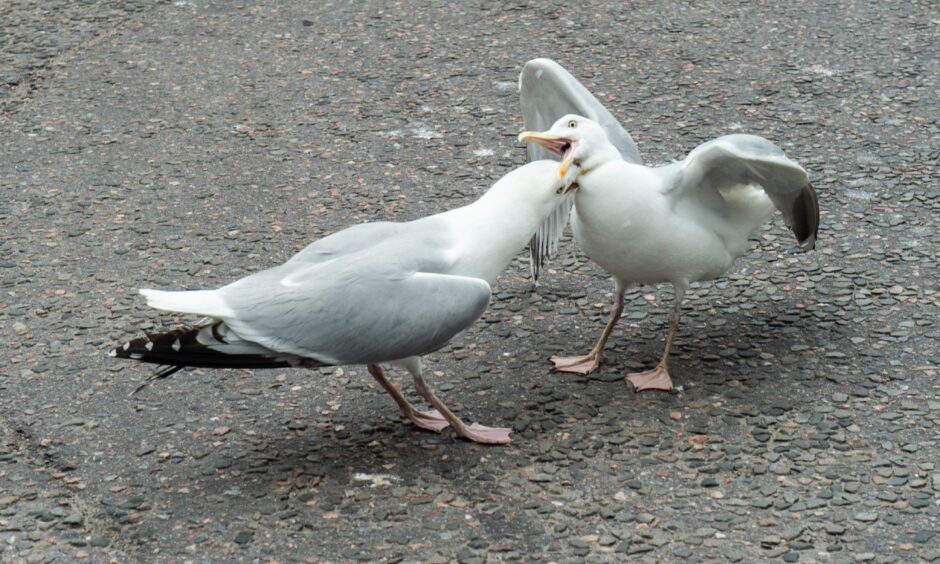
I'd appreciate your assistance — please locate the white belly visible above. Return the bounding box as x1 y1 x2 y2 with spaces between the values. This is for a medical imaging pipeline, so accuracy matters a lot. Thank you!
572 185 740 286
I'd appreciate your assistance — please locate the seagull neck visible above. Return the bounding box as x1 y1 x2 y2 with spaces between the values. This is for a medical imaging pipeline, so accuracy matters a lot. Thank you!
471 185 548 241
579 144 622 174
447 187 549 284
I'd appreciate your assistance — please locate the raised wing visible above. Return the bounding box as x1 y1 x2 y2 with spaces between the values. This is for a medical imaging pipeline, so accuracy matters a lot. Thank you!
520 58 641 163
675 134 819 250
519 58 643 282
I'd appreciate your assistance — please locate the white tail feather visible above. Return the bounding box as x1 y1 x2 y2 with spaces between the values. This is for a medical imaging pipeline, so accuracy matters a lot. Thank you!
139 289 234 318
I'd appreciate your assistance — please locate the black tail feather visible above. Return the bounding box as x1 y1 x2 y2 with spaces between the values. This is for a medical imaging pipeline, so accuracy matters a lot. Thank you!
110 323 315 393
110 324 294 369
129 365 184 396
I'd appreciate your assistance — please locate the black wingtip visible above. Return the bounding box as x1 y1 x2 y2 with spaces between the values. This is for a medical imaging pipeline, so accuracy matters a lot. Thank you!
792 183 819 251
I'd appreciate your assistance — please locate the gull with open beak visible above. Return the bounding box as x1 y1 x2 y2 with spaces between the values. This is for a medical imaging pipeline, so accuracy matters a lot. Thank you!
520 114 818 392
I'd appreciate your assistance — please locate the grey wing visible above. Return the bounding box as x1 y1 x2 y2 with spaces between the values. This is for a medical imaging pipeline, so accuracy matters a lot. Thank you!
675 134 819 250
217 261 492 366
519 58 641 163
286 221 404 265
519 58 643 282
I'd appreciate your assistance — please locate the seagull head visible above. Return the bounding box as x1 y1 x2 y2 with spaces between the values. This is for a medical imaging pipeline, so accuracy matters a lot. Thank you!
518 114 621 178
498 160 580 203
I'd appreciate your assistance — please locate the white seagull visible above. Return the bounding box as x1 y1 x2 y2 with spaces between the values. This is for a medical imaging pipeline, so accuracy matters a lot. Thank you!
519 113 818 392
111 160 578 444
519 58 644 281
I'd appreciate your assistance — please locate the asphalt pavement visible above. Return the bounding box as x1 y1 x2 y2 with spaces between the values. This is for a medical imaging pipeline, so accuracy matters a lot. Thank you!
1 1 938 562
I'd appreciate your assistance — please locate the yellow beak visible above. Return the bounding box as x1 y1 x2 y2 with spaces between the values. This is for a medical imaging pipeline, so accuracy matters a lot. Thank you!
518 131 576 178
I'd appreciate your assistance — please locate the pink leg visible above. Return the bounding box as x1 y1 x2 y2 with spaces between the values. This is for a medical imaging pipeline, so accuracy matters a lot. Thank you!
626 309 679 393
551 288 624 375
412 372 511 445
367 364 449 433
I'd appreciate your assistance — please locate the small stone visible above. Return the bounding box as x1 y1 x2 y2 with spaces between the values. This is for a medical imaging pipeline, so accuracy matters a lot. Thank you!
853 512 878 523
760 535 782 547
234 531 253 545
751 498 773 509
62 512 84 527
769 461 792 475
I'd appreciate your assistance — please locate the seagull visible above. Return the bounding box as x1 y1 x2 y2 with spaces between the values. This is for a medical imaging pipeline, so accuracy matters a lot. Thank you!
518 58 644 282
520 114 818 392
111 160 578 444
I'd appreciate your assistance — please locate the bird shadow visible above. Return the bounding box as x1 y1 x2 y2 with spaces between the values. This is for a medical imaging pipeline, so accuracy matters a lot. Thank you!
178 292 836 508
533 301 835 424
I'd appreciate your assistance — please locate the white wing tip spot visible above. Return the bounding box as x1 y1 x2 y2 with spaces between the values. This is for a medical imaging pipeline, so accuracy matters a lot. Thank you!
171 339 182 352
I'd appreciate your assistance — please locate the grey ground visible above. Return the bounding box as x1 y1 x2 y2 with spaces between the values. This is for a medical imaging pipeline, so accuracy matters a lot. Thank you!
1 1 938 562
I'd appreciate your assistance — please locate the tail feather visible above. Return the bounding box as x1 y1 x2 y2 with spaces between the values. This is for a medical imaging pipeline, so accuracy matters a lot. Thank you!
110 322 324 394
139 288 233 317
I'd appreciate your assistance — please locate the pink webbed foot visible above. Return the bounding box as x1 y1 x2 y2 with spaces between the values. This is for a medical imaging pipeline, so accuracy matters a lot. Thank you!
626 364 674 392
406 409 450 433
456 423 512 445
550 352 602 375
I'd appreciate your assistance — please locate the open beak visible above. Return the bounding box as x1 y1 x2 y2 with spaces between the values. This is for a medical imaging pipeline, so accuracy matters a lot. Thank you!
518 131 576 178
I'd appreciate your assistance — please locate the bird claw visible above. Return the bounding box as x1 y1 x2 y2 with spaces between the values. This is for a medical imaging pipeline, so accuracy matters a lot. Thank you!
626 365 674 392
406 409 450 433
550 353 601 375
458 423 512 445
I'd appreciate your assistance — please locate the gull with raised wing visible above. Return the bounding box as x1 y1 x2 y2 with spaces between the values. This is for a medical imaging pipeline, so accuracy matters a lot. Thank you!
519 58 643 282
111 160 578 444
520 115 818 392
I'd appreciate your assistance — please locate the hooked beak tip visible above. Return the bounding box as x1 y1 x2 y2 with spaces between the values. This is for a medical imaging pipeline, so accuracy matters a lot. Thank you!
559 154 575 178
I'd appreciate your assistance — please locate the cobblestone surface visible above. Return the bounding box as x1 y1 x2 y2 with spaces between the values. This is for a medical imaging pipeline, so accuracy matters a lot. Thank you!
1 1 938 562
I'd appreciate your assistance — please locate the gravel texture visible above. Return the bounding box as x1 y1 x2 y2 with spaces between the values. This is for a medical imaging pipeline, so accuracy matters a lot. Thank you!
2 1 938 562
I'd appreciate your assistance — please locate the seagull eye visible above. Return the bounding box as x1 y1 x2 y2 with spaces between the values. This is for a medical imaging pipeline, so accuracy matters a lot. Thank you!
567 120 577 128
556 186 564 194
